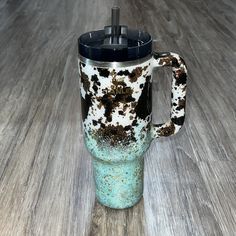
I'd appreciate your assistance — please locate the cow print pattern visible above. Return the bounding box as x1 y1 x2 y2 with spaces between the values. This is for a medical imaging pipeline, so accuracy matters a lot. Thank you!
79 52 187 161
152 52 187 137
79 59 153 161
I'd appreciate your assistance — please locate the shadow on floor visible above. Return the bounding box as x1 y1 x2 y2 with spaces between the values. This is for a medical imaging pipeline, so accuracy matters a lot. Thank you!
89 198 146 236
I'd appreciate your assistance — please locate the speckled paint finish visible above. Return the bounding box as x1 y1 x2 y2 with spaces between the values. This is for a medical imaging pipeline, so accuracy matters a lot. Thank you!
78 52 187 209
93 157 144 209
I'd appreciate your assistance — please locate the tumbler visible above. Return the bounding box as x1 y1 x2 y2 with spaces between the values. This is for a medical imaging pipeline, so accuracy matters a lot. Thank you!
78 7 188 209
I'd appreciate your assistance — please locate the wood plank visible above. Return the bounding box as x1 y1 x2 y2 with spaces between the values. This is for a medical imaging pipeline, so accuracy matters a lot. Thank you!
0 0 235 235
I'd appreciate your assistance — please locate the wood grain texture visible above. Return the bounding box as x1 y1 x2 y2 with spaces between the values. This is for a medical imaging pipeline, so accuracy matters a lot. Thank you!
0 0 235 235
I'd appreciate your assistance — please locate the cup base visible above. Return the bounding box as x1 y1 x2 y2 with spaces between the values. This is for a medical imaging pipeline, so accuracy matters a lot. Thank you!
96 194 143 209
93 157 144 209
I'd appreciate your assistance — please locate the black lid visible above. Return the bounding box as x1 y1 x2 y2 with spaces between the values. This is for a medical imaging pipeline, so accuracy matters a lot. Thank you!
78 7 152 62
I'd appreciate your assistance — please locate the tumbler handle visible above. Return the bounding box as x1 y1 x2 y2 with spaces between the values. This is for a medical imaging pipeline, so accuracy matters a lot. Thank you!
151 52 188 138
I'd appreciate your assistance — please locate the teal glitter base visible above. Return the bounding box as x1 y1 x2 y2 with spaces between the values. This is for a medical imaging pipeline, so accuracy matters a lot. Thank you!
93 157 144 209
84 129 152 163
84 126 152 209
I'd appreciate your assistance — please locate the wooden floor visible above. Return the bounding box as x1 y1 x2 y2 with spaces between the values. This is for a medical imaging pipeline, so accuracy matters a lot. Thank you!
0 0 236 235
